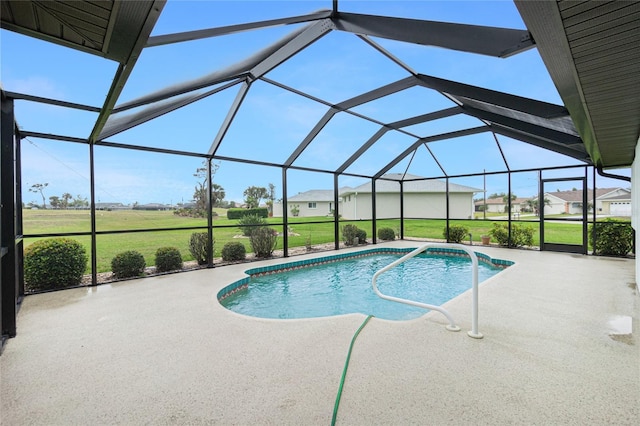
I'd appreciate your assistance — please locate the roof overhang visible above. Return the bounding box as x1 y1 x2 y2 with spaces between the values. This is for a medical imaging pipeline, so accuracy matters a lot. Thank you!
515 1 640 168
0 0 165 64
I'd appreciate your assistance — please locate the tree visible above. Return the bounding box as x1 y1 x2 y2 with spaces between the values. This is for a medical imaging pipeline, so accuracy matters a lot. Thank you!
190 161 224 215
243 186 268 209
502 193 517 213
29 183 48 209
192 185 207 212
211 183 225 207
266 183 276 215
576 201 593 214
71 195 88 209
49 195 61 209
61 193 73 209
526 197 551 216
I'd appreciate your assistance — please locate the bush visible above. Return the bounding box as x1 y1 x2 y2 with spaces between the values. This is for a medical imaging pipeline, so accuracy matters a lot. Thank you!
155 247 183 272
111 250 146 279
173 207 205 218
24 238 88 291
227 207 269 220
590 219 633 256
250 227 278 258
189 232 211 265
342 224 366 245
342 224 358 245
221 241 246 262
489 223 534 247
444 225 469 243
378 227 395 241
490 223 509 246
237 214 268 237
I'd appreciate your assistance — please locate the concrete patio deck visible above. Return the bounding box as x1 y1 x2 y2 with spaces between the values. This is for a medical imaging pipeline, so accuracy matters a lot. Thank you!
1 242 638 425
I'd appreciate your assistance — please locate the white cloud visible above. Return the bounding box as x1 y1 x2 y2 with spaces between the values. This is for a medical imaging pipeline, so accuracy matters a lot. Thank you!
4 76 64 99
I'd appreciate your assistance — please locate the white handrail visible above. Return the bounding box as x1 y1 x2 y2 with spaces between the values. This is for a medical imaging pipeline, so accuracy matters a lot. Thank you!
372 243 483 339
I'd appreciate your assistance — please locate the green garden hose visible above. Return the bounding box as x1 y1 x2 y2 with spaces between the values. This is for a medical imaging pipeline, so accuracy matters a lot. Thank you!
331 315 373 426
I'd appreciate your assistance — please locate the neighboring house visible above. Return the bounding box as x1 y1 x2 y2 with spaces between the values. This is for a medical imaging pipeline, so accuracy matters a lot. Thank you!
273 189 343 218
474 197 532 213
541 188 631 216
133 203 172 211
340 173 481 220
95 202 127 210
274 174 481 219
596 188 631 216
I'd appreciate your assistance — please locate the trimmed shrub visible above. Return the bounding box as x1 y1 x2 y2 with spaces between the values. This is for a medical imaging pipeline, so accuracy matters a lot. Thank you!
342 224 367 245
24 238 88 291
356 228 367 244
444 225 469 243
189 232 211 265
515 225 535 247
238 214 268 237
227 207 269 220
155 247 183 272
221 241 246 262
490 223 509 246
342 224 358 245
589 219 633 256
378 227 395 241
489 223 534 247
111 250 146 279
250 227 278 258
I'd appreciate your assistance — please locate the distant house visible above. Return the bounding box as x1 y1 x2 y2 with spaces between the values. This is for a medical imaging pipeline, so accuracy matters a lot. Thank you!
273 174 481 219
133 203 172 211
273 189 342 218
598 191 631 216
340 173 481 220
95 202 127 210
541 188 631 216
475 197 532 214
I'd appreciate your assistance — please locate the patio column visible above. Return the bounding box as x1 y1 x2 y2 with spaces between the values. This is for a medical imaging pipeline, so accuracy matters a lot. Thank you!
1 94 20 342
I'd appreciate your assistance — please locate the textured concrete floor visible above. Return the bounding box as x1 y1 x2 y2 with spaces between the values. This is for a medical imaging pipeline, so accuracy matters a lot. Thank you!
1 242 638 425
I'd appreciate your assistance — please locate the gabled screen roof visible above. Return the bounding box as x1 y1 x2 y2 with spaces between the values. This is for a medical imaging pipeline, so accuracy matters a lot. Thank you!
2 0 600 185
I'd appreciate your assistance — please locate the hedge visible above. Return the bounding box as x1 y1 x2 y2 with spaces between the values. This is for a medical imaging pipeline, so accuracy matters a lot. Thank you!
227 207 269 220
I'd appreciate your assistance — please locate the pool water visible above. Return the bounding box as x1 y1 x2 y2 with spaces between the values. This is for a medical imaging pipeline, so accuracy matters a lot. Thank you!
220 253 503 321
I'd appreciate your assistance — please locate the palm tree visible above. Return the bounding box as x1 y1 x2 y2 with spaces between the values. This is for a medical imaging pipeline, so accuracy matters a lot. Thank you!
527 197 551 216
502 193 517 213
61 193 73 209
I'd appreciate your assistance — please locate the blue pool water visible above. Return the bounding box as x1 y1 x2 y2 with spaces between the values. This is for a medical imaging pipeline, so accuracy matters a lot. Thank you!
220 252 505 321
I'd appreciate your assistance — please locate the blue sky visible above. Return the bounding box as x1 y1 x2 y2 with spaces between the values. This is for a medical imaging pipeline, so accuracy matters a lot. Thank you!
0 0 630 206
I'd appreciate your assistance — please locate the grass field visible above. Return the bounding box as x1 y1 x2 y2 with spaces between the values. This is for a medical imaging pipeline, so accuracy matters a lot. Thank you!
22 209 600 273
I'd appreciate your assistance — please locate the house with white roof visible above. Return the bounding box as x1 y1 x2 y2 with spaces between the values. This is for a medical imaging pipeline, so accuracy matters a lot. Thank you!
598 191 631 216
541 187 631 216
340 174 481 220
273 189 342 218
273 174 481 219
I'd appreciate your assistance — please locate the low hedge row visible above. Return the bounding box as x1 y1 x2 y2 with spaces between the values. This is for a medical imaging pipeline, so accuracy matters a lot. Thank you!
24 234 256 290
226 207 268 220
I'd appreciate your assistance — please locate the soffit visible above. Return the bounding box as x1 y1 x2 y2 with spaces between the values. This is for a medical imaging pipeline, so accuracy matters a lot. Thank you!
0 0 164 63
515 0 640 168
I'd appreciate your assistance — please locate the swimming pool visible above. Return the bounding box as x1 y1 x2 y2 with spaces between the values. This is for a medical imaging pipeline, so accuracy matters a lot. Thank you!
218 248 512 321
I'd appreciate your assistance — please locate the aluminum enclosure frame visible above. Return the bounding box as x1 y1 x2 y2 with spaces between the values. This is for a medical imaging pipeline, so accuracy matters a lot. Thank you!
4 1 634 348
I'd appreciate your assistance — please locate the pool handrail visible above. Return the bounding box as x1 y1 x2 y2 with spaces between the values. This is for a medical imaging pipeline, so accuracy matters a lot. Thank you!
371 243 483 339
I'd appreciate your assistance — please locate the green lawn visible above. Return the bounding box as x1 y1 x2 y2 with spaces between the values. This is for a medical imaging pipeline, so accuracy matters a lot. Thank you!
22 209 597 273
